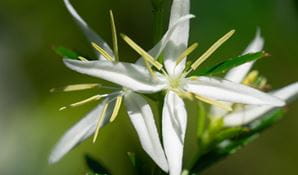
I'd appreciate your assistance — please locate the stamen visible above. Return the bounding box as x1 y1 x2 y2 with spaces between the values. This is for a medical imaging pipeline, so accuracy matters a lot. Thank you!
243 70 259 85
93 102 109 143
190 30 235 70
194 94 232 111
110 96 123 122
121 34 163 70
50 83 101 92
144 60 157 78
176 43 198 65
109 10 119 62
59 95 102 111
172 89 194 101
78 56 88 62
91 42 114 62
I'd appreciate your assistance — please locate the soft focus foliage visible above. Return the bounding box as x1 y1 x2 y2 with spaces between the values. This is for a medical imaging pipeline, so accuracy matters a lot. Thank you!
0 0 298 175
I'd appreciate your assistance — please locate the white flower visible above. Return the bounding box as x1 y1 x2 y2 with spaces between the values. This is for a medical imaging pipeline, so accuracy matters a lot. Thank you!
49 0 193 171
120 1 284 174
51 1 286 175
207 30 298 126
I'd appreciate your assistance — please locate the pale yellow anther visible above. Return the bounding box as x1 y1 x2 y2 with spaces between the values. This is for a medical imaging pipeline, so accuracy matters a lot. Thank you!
78 56 88 62
91 42 114 62
109 10 119 62
50 83 101 92
59 95 102 111
121 34 163 70
191 30 235 70
93 102 109 143
243 70 259 85
194 94 232 111
176 43 198 65
110 96 123 122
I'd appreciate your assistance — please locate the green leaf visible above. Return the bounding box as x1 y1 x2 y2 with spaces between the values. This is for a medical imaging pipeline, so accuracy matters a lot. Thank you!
54 46 79 59
85 155 110 175
190 109 285 174
191 51 267 76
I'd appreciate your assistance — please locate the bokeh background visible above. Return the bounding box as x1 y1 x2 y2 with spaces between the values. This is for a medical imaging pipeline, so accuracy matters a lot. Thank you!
0 0 297 174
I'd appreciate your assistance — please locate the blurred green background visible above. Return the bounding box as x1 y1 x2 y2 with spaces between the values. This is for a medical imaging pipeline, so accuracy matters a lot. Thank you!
0 0 297 174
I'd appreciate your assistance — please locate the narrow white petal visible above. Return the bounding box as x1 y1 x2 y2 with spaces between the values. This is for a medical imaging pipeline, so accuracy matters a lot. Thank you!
224 82 298 126
162 91 187 175
64 59 167 93
64 0 113 60
136 15 195 65
270 82 298 103
223 105 273 127
185 76 285 106
49 98 114 163
164 0 190 76
225 29 264 83
124 92 168 172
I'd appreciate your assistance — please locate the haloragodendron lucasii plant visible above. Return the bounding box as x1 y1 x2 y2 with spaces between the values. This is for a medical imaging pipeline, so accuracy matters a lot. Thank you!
49 0 298 175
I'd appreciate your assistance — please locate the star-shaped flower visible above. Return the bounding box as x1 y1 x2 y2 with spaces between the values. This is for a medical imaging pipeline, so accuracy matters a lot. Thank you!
49 0 193 171
118 1 284 174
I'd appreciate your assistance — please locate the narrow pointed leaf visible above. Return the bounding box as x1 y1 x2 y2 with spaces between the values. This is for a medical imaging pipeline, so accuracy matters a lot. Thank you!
191 51 266 76
225 29 264 83
54 47 79 60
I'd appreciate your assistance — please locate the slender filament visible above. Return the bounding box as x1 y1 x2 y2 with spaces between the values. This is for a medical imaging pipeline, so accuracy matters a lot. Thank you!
121 34 163 70
59 95 102 111
110 96 123 122
78 56 88 62
191 30 235 70
50 83 101 92
93 102 110 143
176 42 199 65
109 10 119 62
92 42 114 61
194 94 232 111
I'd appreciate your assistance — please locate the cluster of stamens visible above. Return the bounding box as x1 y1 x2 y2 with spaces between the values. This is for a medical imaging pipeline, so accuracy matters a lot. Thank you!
53 10 237 142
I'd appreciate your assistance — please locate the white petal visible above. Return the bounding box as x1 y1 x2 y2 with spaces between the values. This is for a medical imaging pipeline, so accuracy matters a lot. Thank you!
225 29 264 83
64 0 113 60
49 98 114 163
162 91 187 175
124 92 168 172
136 15 195 65
64 59 167 93
224 82 298 126
164 0 190 76
223 105 273 127
270 82 298 103
185 76 285 106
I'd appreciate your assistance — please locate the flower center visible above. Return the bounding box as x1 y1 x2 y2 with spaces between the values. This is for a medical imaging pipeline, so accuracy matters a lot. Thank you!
167 75 185 90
